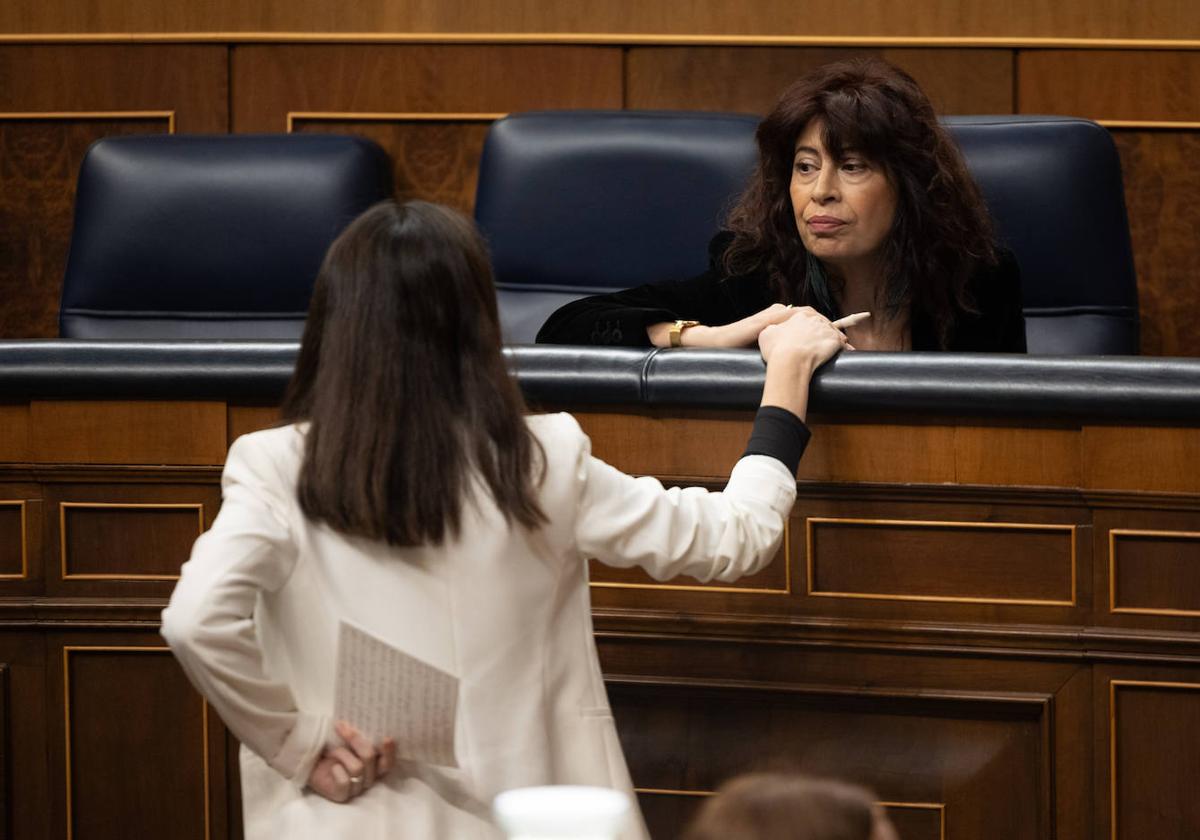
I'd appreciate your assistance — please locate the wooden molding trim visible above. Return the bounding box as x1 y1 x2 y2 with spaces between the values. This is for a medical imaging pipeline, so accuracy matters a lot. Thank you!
59 502 205 581
0 111 176 132
7 32 1200 50
286 110 505 132
1109 528 1200 617
804 517 1078 607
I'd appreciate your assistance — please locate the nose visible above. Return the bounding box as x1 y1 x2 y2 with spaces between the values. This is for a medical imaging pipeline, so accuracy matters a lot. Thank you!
812 166 839 204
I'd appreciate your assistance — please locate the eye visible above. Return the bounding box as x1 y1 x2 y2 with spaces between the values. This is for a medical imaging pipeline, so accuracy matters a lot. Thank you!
793 160 819 175
841 160 868 173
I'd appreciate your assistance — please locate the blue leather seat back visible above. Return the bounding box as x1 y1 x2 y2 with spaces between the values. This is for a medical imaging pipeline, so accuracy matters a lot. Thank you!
477 111 1138 354
61 134 393 339
945 116 1138 354
475 111 760 344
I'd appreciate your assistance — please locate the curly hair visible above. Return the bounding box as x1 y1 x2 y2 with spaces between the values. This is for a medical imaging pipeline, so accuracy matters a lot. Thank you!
724 58 997 348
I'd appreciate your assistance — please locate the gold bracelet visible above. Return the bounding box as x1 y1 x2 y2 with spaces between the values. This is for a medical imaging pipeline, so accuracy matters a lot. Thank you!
669 319 701 348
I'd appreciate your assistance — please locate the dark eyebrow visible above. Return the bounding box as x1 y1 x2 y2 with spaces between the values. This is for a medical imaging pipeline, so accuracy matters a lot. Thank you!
793 146 820 156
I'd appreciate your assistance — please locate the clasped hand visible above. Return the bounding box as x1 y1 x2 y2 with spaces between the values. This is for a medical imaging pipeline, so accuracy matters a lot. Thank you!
307 720 397 803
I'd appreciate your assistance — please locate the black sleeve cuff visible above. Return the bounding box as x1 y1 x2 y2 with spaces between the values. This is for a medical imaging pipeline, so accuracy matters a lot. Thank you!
743 406 811 475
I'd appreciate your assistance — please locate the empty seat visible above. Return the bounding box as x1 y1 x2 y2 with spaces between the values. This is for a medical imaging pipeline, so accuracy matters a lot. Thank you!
60 133 393 339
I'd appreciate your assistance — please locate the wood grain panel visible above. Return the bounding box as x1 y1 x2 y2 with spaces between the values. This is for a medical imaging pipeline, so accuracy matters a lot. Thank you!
1109 680 1200 839
1110 529 1200 616
29 400 227 465
0 501 26 578
0 45 227 339
627 47 1013 115
226 406 280 443
0 116 170 338
954 425 1080 487
45 481 219 595
1018 51 1200 122
293 117 491 213
0 405 29 461
609 679 1047 840
231 45 622 133
1084 427 1200 493
1111 130 1200 357
4 0 1200 40
62 647 208 840
60 503 204 579
806 517 1075 605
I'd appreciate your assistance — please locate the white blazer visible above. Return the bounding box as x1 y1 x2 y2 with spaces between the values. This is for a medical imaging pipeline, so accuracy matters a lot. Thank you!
162 412 796 840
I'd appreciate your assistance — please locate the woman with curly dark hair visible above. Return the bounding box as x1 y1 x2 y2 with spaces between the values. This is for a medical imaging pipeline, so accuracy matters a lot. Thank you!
536 58 1026 352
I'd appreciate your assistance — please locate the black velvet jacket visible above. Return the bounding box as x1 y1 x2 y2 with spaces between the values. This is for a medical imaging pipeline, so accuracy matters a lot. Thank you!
536 235 1027 352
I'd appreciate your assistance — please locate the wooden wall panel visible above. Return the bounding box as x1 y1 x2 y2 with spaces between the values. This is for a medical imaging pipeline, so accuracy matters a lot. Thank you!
45 481 219 598
1084 427 1200 493
28 401 227 466
1109 529 1200 616
1018 51 1200 122
1111 131 1200 357
0 633 50 840
626 47 1013 115
294 118 492 213
806 518 1075 605
58 647 209 840
4 0 1200 40
1107 679 1200 839
0 45 227 339
231 44 623 132
0 501 26 579
609 680 1047 840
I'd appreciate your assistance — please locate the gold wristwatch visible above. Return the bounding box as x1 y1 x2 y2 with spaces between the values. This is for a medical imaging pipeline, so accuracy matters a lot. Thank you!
669 319 701 347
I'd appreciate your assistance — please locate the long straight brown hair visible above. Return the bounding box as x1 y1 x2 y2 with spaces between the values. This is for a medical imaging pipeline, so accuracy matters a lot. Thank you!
281 200 546 546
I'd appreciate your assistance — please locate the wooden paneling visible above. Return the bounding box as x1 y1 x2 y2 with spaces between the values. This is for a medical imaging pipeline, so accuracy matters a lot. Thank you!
626 47 1013 115
0 405 28 462
0 116 170 339
1109 529 1200 617
609 679 1049 840
1018 51 1200 122
0 45 227 339
1111 131 1200 357
0 632 51 840
226 406 280 444
3 0 1200 41
29 401 227 465
231 44 623 132
1108 679 1200 839
806 517 1075 605
884 805 945 840
45 481 219 596
293 117 492 213
954 425 1080 487
0 661 7 838
58 647 209 840
59 504 204 579
1084 426 1200 494
0 501 27 578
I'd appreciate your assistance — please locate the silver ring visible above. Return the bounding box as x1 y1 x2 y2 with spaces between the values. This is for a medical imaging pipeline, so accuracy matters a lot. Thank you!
349 775 363 785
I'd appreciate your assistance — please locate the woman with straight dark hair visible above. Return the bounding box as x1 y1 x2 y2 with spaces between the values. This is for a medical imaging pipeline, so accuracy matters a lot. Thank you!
684 774 899 840
162 199 849 839
537 57 1025 353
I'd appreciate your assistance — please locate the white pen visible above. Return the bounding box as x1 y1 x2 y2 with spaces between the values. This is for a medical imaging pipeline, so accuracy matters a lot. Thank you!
831 311 871 330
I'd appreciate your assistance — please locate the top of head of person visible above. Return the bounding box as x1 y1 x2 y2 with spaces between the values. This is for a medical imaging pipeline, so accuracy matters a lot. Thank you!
723 56 997 348
280 199 549 548
683 773 899 840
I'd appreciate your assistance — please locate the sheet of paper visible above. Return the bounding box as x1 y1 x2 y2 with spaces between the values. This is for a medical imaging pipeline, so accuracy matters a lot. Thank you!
333 619 459 768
